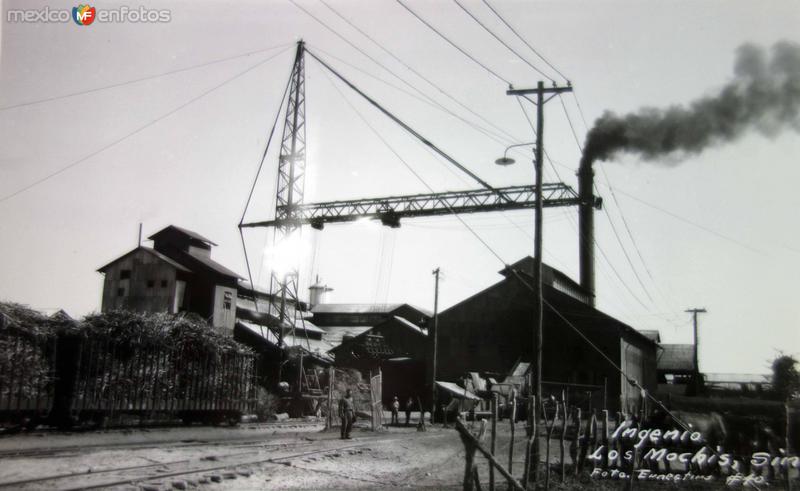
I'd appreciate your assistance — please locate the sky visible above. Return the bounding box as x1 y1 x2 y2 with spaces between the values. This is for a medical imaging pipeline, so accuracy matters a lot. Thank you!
1 0 798 375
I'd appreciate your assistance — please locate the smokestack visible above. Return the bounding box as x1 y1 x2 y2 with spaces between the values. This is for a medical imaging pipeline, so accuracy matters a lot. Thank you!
581 42 800 169
577 41 800 307
578 162 597 306
308 275 332 309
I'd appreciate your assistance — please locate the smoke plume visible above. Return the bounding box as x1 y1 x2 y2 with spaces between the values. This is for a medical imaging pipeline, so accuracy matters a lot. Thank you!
581 42 800 167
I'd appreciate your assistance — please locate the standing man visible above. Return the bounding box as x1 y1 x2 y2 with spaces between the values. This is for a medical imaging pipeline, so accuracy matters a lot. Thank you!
338 388 356 439
391 396 400 425
405 396 414 426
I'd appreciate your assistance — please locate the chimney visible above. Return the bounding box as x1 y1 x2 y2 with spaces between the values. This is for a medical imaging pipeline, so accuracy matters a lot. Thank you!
578 161 601 307
308 276 333 309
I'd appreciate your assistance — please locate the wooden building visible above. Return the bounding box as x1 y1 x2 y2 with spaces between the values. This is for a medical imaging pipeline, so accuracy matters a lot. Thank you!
310 303 431 406
98 225 240 329
434 256 659 414
329 315 428 405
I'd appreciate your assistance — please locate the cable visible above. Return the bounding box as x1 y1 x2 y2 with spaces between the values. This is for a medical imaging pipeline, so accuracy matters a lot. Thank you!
452 0 555 83
555 94 659 306
239 59 295 226
307 49 505 198
319 66 506 265
292 0 532 158
558 94 585 153
0 42 293 112
0 47 292 205
560 92 687 317
290 0 458 122
395 0 511 86
515 97 651 313
309 45 514 149
612 187 764 255
315 48 705 449
481 0 570 83
239 53 296 329
317 0 525 145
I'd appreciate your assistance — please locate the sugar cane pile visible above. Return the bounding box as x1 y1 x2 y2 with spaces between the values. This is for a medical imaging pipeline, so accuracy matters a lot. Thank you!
0 302 58 401
0 303 255 414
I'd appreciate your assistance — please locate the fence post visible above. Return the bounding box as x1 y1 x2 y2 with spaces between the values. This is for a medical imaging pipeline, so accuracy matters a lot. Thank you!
786 402 793 491
522 395 536 489
508 389 517 491
490 393 498 491
560 391 567 482
455 419 525 491
327 366 334 430
572 408 582 475
544 400 558 490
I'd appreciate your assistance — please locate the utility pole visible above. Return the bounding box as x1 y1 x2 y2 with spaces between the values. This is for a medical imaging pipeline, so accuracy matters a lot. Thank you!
431 267 440 425
507 81 572 486
685 308 707 391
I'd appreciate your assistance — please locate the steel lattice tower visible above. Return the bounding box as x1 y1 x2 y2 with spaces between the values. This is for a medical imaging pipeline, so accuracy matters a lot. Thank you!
269 41 306 337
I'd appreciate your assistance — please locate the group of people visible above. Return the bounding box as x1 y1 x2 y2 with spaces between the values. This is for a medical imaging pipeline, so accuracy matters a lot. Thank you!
390 395 415 426
336 389 418 439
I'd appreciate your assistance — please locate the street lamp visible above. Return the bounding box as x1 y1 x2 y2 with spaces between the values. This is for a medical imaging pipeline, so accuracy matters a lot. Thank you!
494 142 536 166
495 135 544 484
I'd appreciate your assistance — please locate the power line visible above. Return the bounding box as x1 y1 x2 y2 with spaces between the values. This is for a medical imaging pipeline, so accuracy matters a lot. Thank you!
317 0 525 145
395 0 511 86
292 0 529 154
307 49 504 197
613 186 765 255
0 42 293 112
515 97 652 314
309 45 698 442
481 0 570 83
290 0 464 123
309 45 515 149
0 47 292 205
559 91 683 313
451 0 554 82
318 65 506 264
554 94 660 307
240 56 296 226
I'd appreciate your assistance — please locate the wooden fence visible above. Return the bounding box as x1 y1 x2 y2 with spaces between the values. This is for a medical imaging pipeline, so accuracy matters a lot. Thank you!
0 331 257 427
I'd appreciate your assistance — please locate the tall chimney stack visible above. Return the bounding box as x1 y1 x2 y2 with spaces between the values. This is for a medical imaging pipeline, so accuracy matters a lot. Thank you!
578 162 599 306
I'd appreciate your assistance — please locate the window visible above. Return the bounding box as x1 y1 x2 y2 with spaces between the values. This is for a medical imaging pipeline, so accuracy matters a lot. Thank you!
117 288 125 297
146 279 155 288
119 269 131 280
223 291 233 310
160 280 168 288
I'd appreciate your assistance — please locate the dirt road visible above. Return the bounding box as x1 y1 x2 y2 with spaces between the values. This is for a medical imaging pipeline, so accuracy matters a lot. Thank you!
0 420 478 490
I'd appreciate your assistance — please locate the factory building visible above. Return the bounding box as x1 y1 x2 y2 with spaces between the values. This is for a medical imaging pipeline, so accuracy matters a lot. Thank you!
434 256 659 413
97 225 240 329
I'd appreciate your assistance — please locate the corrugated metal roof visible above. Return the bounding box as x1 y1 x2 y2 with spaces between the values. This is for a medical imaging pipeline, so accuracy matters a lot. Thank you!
97 247 192 273
235 298 321 333
639 330 661 343
312 303 405 314
186 250 241 279
311 303 432 317
657 344 695 372
392 316 427 336
435 381 482 400
148 225 217 246
704 373 770 384
237 320 334 361
319 325 373 346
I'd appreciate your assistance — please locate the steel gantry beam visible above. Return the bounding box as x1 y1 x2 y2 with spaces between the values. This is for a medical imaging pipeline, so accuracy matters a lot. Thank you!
240 183 600 230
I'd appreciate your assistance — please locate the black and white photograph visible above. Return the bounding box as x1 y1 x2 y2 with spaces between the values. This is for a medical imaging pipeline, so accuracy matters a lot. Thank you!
0 1 798 489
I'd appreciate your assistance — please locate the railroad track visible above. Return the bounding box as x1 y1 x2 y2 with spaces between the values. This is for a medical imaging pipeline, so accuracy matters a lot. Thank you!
0 439 371 490
0 421 325 459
